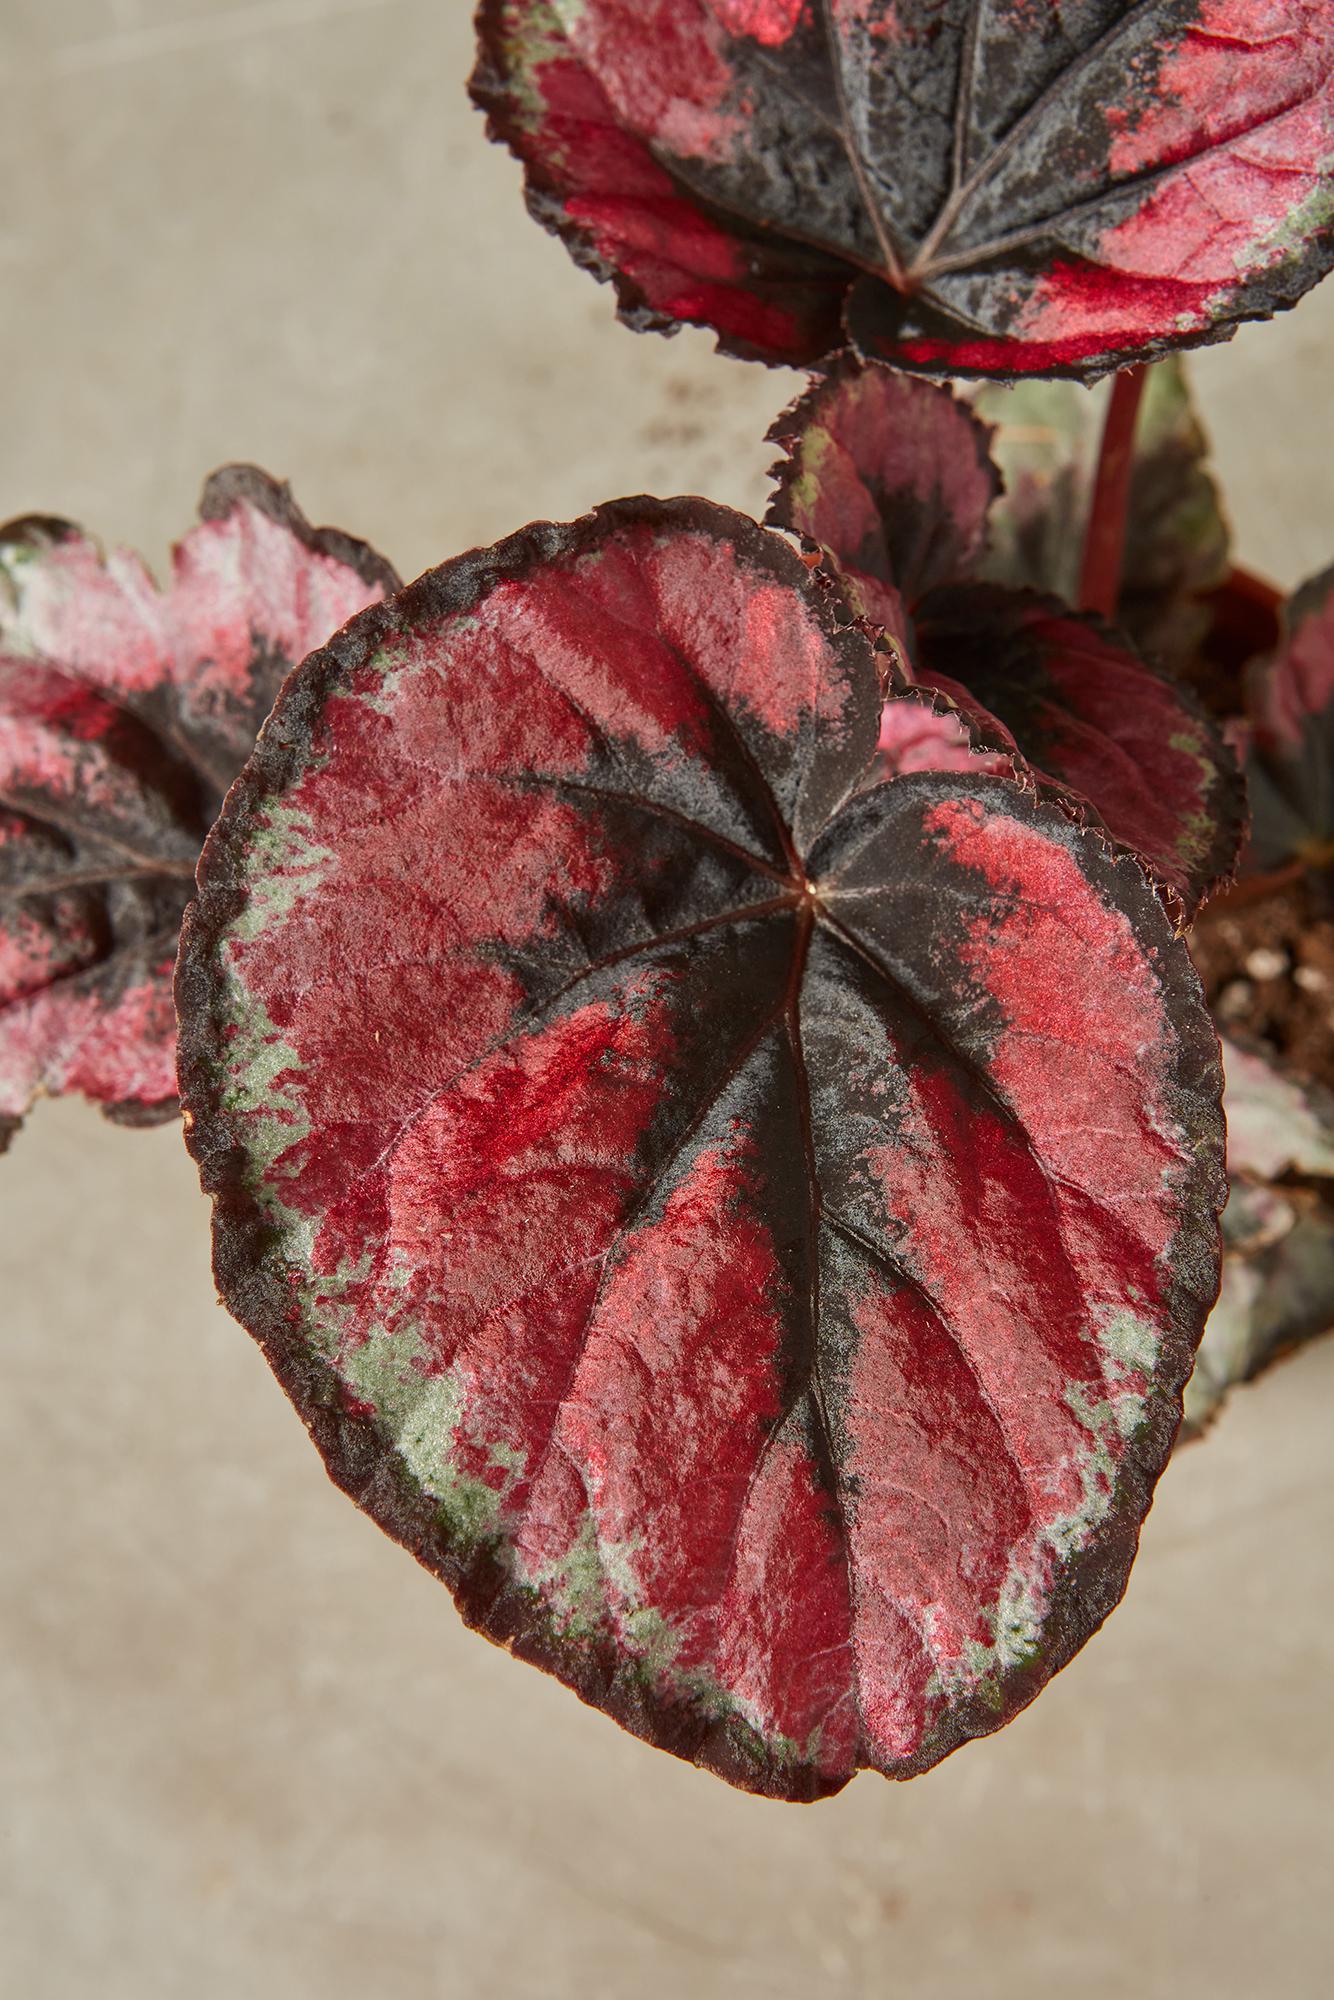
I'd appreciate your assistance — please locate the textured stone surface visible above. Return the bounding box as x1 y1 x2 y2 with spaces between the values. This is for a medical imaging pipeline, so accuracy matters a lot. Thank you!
2 5 1332 1996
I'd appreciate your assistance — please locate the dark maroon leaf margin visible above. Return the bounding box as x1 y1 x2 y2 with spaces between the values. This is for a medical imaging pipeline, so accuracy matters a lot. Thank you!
177 499 1225 1800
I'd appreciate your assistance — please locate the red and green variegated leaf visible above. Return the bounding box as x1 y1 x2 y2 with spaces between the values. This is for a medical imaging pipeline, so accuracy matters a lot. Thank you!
976 359 1231 669
0 471 397 1149
178 497 1224 1801
766 357 1001 653
911 584 1245 918
472 1 1334 381
1245 564 1334 870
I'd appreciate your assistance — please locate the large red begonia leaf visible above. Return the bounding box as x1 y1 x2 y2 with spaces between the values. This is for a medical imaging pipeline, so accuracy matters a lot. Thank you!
472 1 1334 379
0 469 397 1150
178 498 1224 1800
767 360 1243 915
1244 564 1334 871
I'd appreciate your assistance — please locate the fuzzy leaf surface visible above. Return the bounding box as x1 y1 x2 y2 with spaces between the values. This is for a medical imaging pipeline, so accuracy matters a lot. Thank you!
0 470 397 1148
1245 565 1334 870
179 498 1223 1800
473 1 1334 378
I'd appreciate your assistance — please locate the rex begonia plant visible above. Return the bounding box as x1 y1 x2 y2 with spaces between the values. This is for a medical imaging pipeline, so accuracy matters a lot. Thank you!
3 1 1332 1802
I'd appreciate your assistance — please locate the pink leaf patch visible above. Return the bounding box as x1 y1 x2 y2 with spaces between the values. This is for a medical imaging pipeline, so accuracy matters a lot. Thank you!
178 497 1224 1800
0 470 397 1149
872 685 1011 783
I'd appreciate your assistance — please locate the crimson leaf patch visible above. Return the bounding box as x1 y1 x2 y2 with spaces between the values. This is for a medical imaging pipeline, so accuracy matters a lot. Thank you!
472 1 1334 378
873 684 1010 783
0 468 397 1150
767 356 1244 917
178 498 1224 1800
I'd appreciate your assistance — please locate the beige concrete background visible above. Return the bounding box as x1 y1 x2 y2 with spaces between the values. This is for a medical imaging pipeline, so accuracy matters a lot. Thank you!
3 6 1333 1997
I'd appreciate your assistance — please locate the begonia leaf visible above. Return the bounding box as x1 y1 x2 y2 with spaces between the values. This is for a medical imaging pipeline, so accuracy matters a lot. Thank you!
0 469 397 1149
1244 564 1334 871
912 585 1244 917
766 355 1001 654
1183 1186 1334 1436
765 361 1243 915
178 497 1224 1800
472 1 1334 379
470 0 849 366
976 359 1231 669
1222 1031 1334 1181
1182 1038 1334 1435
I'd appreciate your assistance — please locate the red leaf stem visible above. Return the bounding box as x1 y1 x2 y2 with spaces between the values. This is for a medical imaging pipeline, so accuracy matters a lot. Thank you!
1079 366 1147 619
